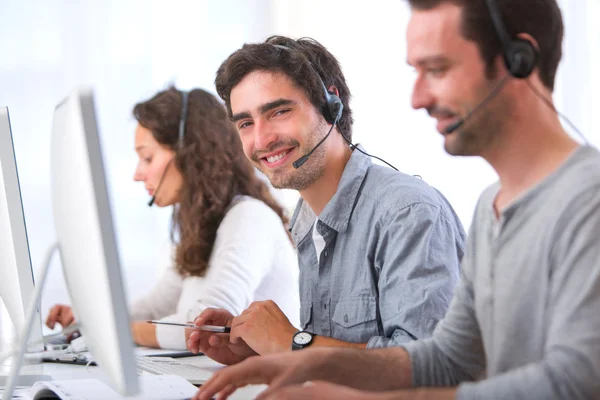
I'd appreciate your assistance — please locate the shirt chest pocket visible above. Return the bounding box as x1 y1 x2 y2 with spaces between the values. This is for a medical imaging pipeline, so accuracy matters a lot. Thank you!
300 302 313 330
332 296 378 343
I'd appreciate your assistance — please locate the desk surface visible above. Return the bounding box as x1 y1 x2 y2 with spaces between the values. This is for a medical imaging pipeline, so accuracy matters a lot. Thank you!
0 356 266 399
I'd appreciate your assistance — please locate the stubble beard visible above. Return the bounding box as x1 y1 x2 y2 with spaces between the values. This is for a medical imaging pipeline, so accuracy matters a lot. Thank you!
445 78 511 157
253 120 328 191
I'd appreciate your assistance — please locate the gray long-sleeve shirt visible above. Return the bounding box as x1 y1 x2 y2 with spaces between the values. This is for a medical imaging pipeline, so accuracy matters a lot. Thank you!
402 145 600 399
290 148 465 348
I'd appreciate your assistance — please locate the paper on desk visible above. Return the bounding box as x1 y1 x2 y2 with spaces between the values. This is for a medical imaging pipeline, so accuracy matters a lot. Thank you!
28 375 197 400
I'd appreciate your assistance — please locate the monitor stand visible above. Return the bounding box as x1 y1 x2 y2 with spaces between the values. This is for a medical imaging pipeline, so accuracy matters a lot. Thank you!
1 243 58 400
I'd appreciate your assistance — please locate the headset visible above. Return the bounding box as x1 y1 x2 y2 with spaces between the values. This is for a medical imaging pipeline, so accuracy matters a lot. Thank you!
486 0 538 79
147 90 189 207
271 43 399 171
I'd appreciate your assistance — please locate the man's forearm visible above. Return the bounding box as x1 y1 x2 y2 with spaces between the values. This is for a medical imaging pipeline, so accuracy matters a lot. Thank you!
310 335 367 349
314 347 413 391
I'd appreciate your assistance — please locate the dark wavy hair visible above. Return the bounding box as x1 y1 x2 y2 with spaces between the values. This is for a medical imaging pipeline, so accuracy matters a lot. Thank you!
215 35 354 140
133 87 290 277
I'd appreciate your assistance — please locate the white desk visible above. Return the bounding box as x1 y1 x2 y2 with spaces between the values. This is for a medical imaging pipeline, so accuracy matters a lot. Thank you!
0 356 266 399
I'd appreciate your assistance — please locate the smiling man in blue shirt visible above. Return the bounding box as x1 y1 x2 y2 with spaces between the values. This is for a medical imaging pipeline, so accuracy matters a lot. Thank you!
186 35 465 363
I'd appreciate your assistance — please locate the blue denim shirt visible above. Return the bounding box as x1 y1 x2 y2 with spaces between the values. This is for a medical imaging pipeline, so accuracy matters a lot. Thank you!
290 148 465 348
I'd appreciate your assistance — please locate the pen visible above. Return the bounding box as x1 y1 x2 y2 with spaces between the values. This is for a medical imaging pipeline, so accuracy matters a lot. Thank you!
146 320 231 333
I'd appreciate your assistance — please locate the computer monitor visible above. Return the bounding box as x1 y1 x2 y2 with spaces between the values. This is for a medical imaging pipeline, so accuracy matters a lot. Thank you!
0 107 44 353
50 88 139 395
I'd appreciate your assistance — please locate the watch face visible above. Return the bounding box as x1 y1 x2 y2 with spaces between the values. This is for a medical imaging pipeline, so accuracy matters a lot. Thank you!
294 332 312 345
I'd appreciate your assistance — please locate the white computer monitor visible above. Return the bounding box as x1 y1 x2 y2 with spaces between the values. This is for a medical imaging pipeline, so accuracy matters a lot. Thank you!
50 88 139 395
0 107 44 353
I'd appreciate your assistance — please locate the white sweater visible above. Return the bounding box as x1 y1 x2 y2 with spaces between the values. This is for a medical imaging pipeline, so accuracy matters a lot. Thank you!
130 197 300 349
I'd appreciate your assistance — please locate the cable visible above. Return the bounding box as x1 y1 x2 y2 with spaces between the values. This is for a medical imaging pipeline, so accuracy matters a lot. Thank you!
526 80 589 145
337 124 399 171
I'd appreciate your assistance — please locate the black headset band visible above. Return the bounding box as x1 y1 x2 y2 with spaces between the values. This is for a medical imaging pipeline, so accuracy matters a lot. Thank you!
178 90 189 146
484 0 537 79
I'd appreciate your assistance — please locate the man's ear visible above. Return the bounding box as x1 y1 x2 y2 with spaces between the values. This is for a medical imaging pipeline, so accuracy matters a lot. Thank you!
516 33 540 53
327 86 340 96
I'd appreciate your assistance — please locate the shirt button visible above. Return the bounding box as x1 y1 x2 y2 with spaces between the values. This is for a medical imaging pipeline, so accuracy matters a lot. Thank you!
324 251 328 257
344 314 348 323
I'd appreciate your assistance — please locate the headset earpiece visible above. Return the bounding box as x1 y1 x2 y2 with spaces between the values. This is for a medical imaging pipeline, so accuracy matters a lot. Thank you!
505 39 538 79
320 82 343 125
485 0 538 79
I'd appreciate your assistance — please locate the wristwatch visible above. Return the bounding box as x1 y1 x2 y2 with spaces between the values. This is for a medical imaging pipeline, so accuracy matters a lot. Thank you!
292 331 316 350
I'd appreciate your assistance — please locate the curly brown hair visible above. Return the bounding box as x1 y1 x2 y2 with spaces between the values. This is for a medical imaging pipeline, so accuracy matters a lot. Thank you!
133 87 290 277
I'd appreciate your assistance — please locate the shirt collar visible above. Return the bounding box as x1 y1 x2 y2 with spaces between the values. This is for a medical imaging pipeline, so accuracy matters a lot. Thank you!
290 147 371 242
485 145 590 223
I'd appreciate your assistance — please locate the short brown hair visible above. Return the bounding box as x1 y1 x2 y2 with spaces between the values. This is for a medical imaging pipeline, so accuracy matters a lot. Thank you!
133 87 289 277
407 0 564 91
215 35 354 140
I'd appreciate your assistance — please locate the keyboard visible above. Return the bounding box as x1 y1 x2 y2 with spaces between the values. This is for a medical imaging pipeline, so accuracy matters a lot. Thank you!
136 356 213 385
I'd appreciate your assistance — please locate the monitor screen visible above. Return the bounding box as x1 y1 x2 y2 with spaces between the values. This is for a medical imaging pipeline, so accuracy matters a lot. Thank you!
0 107 44 353
50 89 138 396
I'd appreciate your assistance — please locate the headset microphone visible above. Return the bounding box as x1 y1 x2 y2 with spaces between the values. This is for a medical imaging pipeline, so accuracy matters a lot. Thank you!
444 74 510 135
147 158 174 206
293 106 342 169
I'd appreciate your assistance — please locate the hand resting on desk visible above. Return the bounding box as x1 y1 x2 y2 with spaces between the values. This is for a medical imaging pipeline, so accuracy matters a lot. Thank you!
46 304 78 341
46 304 160 348
186 308 257 365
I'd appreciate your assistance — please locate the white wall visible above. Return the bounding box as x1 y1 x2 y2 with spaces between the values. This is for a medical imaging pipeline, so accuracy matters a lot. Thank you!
555 0 598 145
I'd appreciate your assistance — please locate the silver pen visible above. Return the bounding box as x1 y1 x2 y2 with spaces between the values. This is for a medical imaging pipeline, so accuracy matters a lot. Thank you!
146 320 231 333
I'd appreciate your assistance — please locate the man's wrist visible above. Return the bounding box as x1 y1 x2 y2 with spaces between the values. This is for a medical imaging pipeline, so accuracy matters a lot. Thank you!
292 330 318 350
284 327 299 351
266 326 297 354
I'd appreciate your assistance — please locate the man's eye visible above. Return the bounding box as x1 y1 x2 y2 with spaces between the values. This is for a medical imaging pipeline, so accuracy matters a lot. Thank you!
239 121 253 130
427 67 447 77
274 109 290 117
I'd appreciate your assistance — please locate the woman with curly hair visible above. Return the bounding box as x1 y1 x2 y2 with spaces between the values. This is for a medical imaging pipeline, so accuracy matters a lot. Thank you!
46 87 300 349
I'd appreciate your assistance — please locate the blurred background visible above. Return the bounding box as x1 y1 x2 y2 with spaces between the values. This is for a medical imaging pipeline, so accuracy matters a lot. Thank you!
0 0 597 337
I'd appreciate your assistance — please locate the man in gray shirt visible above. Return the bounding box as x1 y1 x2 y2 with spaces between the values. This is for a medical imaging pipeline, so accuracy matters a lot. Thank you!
193 1 600 400
186 35 465 363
